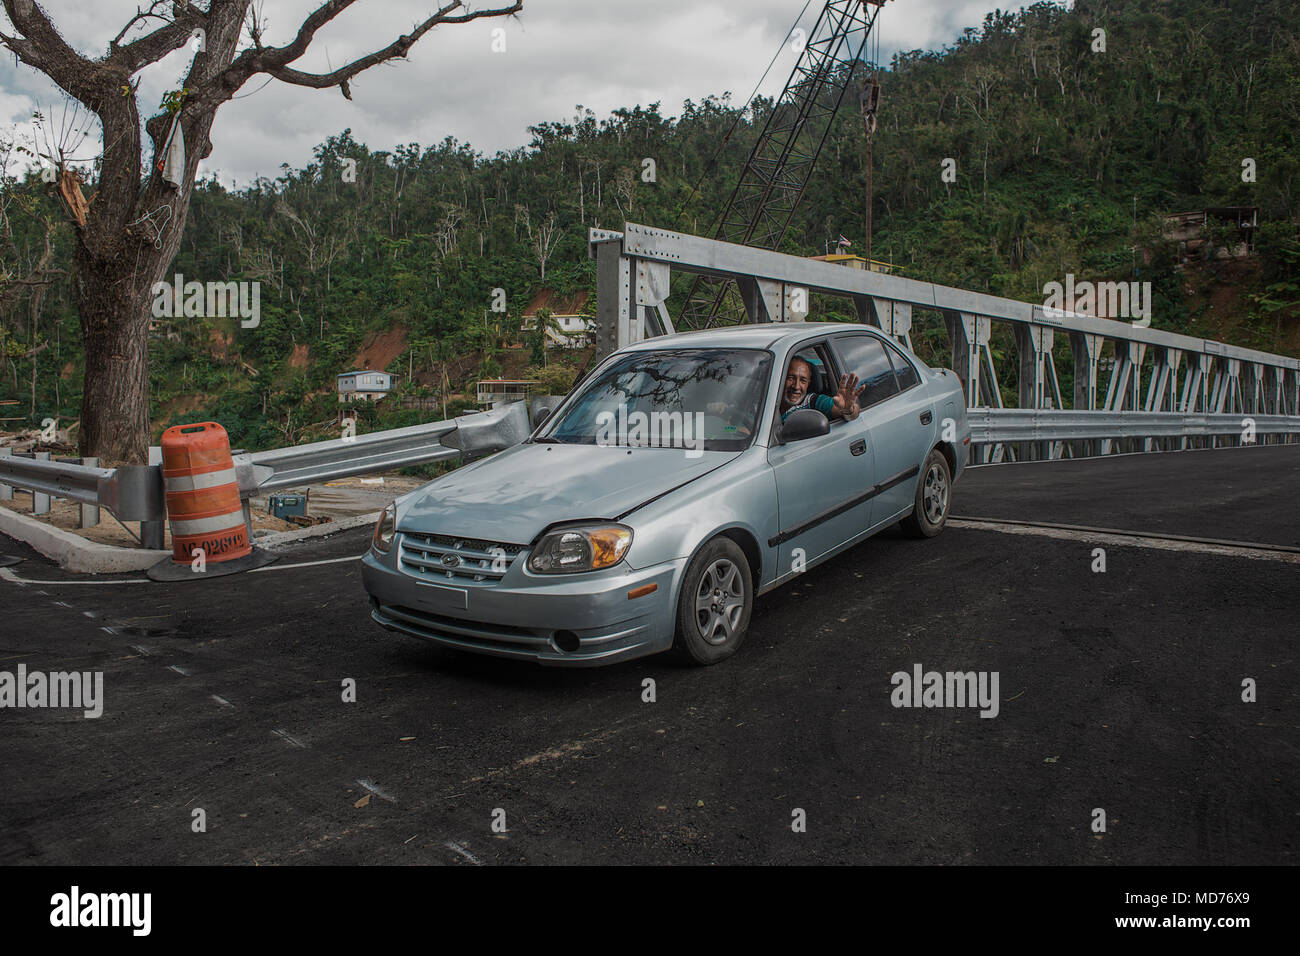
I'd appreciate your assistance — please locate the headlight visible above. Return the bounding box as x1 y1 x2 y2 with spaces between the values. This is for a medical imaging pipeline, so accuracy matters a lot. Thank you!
371 504 396 553
527 523 633 574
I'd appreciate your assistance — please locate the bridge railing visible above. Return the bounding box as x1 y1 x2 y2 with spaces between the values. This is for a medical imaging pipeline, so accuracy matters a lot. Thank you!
589 223 1300 462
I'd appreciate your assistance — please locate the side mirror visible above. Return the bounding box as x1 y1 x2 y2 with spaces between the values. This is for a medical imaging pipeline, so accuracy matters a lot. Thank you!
780 408 830 443
529 395 559 428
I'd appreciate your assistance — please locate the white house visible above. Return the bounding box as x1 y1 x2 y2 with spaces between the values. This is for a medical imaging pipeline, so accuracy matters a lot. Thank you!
338 370 392 403
520 290 593 348
476 379 536 409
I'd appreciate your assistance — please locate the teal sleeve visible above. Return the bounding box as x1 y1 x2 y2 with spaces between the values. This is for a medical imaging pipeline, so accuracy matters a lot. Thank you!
812 394 835 416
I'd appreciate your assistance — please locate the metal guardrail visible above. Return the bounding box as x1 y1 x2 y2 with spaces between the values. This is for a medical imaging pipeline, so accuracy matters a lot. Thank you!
0 401 535 547
970 410 1300 444
235 400 531 494
0 449 162 523
236 420 460 494
2 384 1297 549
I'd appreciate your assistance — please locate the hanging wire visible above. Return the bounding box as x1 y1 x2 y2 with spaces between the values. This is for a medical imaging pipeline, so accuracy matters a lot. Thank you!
129 204 174 248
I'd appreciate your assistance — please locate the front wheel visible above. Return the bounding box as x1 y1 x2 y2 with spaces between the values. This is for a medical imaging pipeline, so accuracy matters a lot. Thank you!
899 448 952 538
671 537 753 665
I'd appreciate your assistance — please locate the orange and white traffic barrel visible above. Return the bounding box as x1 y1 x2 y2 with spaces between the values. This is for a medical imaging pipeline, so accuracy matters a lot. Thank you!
160 422 251 564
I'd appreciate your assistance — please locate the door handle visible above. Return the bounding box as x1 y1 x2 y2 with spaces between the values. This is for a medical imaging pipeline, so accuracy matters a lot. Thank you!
919 410 933 425
850 439 866 456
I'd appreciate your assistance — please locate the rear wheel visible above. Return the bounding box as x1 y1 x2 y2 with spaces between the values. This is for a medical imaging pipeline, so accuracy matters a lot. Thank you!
899 448 951 538
672 537 753 665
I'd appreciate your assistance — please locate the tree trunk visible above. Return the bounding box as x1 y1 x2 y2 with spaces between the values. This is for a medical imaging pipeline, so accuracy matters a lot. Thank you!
76 243 162 464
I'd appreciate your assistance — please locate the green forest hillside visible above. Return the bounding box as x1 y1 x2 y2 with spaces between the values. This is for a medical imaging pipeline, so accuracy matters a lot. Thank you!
1 0 1297 450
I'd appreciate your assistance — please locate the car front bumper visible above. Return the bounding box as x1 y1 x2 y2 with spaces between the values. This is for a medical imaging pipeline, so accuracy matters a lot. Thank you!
361 547 684 667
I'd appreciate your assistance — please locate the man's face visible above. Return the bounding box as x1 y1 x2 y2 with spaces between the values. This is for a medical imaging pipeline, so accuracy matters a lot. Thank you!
783 358 811 409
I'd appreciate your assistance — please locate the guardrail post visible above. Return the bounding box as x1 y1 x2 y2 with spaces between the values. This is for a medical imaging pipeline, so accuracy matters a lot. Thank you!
0 447 10 501
80 457 100 528
32 451 51 514
141 445 165 550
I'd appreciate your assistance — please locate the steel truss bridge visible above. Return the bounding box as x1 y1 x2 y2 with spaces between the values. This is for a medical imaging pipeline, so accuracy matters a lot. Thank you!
591 223 1300 463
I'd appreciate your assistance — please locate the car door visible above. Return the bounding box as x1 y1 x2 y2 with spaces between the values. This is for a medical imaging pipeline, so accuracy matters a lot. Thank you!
829 332 934 523
767 340 876 578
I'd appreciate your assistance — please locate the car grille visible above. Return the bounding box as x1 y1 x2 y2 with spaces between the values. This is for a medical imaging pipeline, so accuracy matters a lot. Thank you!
398 532 525 584
379 604 550 652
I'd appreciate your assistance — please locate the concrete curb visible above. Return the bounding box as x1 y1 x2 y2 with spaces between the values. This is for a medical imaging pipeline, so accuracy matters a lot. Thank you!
258 511 380 549
0 507 169 573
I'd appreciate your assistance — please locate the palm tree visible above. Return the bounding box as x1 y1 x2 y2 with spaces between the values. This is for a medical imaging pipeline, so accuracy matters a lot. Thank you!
530 307 564 366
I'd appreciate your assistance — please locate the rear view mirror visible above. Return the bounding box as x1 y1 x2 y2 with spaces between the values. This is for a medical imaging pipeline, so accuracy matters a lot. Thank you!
780 408 830 443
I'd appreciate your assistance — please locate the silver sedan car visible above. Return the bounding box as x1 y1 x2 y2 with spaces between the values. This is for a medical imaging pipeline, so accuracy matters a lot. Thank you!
361 323 970 666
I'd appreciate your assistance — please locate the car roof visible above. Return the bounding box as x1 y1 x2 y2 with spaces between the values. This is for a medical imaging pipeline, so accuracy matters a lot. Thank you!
619 322 881 352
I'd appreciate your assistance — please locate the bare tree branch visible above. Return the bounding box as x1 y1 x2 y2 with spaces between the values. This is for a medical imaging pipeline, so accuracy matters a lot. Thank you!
109 1 173 50
197 0 522 108
111 4 208 75
0 0 114 107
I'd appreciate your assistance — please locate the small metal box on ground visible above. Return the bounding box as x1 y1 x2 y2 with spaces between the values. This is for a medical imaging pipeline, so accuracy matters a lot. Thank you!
267 492 308 519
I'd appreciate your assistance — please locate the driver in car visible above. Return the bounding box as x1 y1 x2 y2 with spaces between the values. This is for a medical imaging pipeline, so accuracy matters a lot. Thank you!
780 356 864 423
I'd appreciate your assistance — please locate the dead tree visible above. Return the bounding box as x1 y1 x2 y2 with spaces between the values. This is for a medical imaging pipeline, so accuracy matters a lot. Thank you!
0 0 522 462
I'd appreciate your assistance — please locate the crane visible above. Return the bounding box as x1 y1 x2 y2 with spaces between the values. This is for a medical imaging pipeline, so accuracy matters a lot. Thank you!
675 0 891 331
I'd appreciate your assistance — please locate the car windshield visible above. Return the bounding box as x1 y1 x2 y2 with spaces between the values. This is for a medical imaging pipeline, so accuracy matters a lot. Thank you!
537 348 773 451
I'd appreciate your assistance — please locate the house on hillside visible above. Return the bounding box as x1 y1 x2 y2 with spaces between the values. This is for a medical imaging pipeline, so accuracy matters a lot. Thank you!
1164 207 1258 261
521 290 593 348
337 370 392 403
808 253 895 275
476 379 536 409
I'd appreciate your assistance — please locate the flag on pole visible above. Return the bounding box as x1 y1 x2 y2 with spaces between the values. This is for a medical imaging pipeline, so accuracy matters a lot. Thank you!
836 235 851 250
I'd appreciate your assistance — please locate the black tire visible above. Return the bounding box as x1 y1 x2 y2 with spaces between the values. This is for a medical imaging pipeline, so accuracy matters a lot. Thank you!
671 537 753 665
899 448 952 539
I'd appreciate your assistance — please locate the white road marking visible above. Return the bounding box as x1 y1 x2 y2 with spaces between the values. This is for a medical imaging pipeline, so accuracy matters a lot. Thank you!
0 553 359 586
250 555 361 573
1 568 148 586
272 728 307 748
356 778 396 803
949 518 1300 564
129 645 151 657
211 694 233 708
445 841 483 865
167 664 190 676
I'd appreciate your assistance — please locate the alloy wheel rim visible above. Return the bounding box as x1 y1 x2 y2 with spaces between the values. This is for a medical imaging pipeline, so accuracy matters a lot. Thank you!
923 463 949 524
694 558 745 645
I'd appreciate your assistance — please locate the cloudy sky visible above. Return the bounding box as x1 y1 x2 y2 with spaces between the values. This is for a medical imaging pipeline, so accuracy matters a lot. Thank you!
1 0 1041 185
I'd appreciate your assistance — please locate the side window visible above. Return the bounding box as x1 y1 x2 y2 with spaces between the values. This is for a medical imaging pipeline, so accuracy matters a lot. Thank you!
778 343 841 429
833 335 899 409
886 342 920 391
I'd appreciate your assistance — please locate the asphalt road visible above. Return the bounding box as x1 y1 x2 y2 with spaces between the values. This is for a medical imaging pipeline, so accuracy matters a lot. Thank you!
1 446 1296 865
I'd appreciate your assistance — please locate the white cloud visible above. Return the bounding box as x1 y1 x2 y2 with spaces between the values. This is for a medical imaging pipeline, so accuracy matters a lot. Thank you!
1 0 1032 183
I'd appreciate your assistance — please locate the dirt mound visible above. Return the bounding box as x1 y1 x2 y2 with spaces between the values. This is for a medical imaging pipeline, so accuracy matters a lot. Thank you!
352 327 408 375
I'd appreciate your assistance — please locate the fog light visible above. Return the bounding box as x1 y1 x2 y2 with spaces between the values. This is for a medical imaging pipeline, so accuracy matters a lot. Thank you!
554 630 580 653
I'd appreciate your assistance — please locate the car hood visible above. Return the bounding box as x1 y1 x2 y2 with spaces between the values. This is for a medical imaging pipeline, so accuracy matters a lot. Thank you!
397 442 739 543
